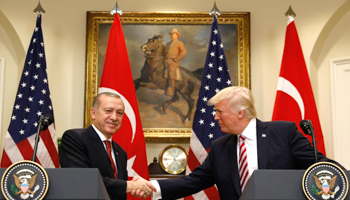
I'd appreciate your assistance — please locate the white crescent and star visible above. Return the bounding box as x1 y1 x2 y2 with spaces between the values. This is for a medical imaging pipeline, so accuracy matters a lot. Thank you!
276 77 305 119
127 155 139 177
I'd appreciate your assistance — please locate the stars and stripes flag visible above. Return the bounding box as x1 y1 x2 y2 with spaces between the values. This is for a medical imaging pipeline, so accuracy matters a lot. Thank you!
272 16 326 155
0 14 59 168
98 14 150 200
184 15 231 200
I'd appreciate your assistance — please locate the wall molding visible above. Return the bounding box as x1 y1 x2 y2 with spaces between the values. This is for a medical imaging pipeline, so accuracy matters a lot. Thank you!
0 58 5 139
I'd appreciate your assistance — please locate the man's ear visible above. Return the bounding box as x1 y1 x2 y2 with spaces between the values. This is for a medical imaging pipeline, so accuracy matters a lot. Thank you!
90 108 96 120
238 110 245 119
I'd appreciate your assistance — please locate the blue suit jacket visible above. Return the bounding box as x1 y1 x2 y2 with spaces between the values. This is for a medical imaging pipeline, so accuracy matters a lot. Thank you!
158 119 344 200
59 125 128 200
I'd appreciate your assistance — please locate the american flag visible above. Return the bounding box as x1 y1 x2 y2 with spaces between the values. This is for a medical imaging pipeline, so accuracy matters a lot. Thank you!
0 14 59 168
184 15 231 200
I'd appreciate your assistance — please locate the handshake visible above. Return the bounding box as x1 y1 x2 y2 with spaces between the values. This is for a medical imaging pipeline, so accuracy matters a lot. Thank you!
127 177 157 199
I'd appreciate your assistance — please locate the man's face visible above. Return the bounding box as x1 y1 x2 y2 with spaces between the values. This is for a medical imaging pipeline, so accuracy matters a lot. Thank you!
90 95 124 139
214 99 242 135
171 33 179 41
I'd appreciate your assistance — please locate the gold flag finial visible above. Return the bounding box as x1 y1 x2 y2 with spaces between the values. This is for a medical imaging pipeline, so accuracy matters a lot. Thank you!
285 4 296 17
33 1 45 15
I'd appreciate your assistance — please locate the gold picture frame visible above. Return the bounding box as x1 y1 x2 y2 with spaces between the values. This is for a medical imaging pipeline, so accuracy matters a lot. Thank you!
85 11 250 142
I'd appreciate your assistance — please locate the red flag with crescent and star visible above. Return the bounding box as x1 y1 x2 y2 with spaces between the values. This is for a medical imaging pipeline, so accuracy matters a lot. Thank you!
272 16 326 155
98 14 150 199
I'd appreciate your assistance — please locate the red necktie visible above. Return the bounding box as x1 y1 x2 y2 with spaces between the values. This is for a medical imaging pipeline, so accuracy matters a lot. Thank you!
239 135 250 192
104 140 117 179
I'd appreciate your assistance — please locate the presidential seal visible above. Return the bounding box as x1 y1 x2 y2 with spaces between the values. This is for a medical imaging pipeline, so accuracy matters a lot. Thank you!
303 162 348 200
1 161 49 200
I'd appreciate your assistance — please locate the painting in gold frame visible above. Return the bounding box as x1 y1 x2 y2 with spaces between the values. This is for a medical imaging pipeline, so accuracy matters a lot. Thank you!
85 12 250 141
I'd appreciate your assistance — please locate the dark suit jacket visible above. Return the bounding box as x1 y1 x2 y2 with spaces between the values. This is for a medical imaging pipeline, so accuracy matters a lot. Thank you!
59 125 128 200
158 119 345 200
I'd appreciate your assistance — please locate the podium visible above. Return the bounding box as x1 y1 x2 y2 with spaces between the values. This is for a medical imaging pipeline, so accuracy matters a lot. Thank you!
0 168 110 200
240 170 350 200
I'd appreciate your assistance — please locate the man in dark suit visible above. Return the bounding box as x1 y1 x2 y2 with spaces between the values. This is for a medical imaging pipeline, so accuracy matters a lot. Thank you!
132 86 344 200
60 92 155 200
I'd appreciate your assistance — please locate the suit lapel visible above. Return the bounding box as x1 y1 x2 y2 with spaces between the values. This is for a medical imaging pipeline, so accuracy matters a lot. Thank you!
87 126 116 178
256 119 269 169
111 141 125 180
227 135 242 196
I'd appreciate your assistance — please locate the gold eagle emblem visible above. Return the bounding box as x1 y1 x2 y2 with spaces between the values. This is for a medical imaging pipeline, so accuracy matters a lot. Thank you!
313 175 337 196
13 174 38 195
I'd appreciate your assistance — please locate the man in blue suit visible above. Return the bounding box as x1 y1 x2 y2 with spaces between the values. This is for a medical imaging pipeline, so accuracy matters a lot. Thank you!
133 86 345 200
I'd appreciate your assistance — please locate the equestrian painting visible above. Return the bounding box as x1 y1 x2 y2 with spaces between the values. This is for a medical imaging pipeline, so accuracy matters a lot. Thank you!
134 34 201 124
97 23 240 129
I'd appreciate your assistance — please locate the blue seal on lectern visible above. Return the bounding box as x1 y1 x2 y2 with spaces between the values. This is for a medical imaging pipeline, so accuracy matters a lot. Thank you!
303 162 348 200
1 161 49 200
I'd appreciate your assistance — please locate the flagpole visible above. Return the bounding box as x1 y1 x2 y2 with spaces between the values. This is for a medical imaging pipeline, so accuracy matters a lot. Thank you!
31 0 46 164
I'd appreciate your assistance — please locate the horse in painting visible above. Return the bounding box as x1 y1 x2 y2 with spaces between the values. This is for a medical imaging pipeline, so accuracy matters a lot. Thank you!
134 34 200 123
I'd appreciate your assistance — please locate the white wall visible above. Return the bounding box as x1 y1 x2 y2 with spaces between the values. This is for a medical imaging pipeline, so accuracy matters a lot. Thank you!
0 20 19 157
0 0 349 165
318 7 350 168
0 57 4 145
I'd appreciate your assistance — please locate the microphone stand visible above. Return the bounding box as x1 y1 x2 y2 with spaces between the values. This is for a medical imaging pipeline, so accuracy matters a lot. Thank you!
308 120 318 163
32 115 44 162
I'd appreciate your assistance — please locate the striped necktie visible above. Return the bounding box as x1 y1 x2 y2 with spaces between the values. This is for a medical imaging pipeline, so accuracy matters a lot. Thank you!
239 135 250 192
104 140 117 179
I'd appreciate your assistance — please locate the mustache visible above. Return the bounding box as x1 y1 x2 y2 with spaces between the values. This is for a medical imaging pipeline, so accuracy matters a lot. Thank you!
105 119 119 125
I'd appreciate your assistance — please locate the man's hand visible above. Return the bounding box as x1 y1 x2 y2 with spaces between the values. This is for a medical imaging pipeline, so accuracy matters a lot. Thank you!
131 188 150 199
127 177 156 199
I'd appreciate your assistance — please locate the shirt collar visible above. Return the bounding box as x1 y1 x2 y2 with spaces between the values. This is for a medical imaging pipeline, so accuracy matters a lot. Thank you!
239 117 257 140
92 124 112 142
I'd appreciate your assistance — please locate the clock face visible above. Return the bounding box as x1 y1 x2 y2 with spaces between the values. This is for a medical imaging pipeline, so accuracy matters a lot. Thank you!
160 145 188 174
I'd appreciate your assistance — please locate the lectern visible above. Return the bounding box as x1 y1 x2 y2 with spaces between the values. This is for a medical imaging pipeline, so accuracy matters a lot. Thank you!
0 168 110 200
240 170 350 200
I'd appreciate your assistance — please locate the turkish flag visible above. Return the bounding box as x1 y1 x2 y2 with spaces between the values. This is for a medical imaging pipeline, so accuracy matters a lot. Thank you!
272 16 326 155
99 14 150 199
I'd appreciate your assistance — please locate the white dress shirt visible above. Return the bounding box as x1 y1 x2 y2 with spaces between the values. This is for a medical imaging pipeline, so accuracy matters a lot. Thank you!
151 180 162 200
92 124 118 172
237 118 258 176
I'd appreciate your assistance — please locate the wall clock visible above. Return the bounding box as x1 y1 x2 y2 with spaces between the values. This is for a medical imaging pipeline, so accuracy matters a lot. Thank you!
159 144 188 174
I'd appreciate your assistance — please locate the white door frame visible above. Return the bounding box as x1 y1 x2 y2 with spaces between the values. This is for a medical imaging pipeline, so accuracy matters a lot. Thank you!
330 57 350 169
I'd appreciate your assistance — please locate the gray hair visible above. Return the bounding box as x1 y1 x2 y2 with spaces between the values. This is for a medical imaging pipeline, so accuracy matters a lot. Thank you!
92 92 122 110
208 86 257 119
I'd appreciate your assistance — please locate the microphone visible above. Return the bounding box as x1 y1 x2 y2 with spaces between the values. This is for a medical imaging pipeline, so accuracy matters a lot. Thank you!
300 120 312 135
299 120 318 163
32 114 54 162
40 114 54 131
